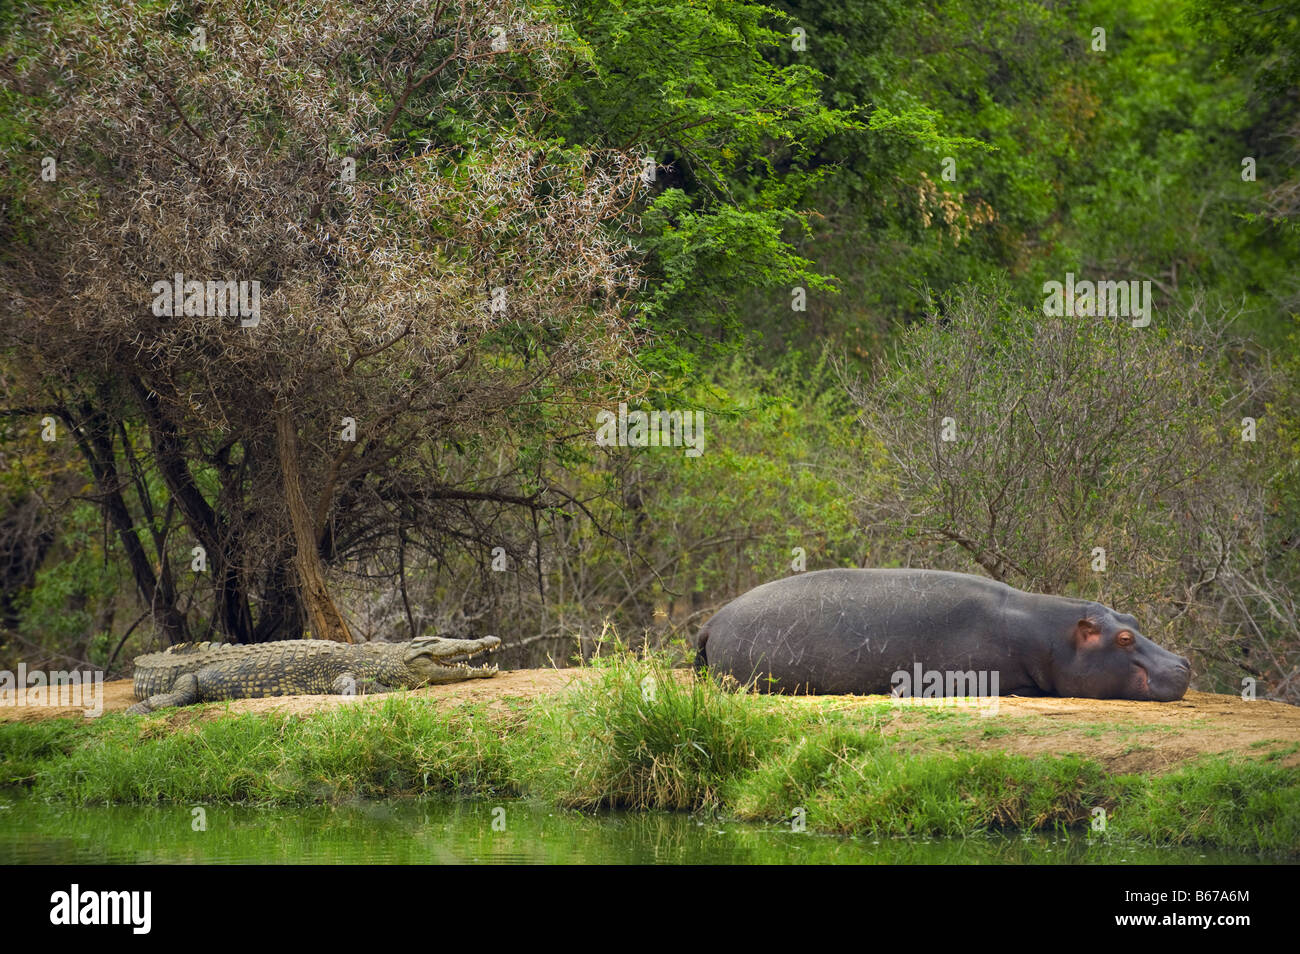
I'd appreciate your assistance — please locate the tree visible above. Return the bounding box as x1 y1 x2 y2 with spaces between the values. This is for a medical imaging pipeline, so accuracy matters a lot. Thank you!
1 0 643 643
540 0 858 354
846 284 1295 697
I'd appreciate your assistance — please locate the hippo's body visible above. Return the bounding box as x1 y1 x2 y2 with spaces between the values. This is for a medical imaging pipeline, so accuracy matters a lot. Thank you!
696 569 1191 701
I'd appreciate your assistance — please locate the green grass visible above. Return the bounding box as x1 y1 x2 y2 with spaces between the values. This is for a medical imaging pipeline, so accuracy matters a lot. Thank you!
23 699 514 805
0 718 84 787
1 652 1296 856
1109 760 1300 854
883 711 1177 749
726 727 1111 836
509 653 783 810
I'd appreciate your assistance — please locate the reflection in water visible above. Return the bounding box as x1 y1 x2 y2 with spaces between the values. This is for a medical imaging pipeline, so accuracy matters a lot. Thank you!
0 798 1275 864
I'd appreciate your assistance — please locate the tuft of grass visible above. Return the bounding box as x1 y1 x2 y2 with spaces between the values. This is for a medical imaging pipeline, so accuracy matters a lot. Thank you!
1261 741 1299 761
508 652 783 811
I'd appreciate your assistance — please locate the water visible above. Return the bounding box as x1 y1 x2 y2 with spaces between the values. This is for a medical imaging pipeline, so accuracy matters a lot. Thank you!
0 797 1279 864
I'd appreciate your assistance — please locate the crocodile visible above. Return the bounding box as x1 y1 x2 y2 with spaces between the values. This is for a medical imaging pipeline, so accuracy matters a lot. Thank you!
126 635 502 714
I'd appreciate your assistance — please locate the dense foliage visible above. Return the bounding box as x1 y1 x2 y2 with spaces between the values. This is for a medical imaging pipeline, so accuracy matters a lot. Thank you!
1 0 1296 701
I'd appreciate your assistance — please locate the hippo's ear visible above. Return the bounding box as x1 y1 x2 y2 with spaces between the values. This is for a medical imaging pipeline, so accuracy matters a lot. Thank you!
1073 619 1103 649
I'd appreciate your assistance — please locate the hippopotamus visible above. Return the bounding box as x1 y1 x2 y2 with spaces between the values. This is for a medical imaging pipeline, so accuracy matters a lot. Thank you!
695 569 1192 701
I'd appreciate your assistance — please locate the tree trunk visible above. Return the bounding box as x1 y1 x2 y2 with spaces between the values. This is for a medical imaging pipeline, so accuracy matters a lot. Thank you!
72 409 190 644
128 381 256 642
275 404 353 642
251 549 305 642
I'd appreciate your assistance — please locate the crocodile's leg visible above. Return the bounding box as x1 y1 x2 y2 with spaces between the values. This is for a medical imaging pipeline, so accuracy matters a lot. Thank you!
125 673 201 715
330 673 396 696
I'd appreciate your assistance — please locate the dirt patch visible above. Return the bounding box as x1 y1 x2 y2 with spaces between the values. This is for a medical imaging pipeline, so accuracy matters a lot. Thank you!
198 667 600 719
817 690 1300 774
0 668 601 723
3 672 1296 773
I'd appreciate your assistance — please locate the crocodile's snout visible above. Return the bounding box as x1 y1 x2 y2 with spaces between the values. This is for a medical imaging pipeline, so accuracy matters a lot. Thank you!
404 635 502 680
436 636 502 668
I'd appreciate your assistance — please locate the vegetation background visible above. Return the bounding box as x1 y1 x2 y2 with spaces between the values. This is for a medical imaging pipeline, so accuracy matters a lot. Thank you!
1 0 1296 702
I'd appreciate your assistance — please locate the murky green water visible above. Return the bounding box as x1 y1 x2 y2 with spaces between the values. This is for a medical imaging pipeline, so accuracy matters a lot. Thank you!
0 797 1281 864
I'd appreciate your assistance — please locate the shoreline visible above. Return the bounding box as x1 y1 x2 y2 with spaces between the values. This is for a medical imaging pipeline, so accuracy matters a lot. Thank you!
2 659 1297 857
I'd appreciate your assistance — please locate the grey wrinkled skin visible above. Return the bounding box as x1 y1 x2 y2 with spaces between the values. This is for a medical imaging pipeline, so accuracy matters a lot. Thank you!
695 569 1191 701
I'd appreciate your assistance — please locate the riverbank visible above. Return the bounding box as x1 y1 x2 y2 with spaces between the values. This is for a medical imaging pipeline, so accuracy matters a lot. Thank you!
2 656 1297 856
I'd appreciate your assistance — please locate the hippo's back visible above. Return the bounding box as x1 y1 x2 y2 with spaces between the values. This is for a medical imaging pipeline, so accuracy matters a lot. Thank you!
697 568 1014 694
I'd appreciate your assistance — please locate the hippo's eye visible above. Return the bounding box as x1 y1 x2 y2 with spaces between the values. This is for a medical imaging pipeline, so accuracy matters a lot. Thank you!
1116 630 1135 647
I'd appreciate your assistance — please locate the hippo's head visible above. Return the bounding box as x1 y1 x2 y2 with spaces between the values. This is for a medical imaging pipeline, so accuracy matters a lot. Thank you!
1056 611 1191 701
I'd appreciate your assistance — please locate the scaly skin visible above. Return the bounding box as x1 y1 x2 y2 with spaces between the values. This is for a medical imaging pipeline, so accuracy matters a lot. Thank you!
126 636 501 714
